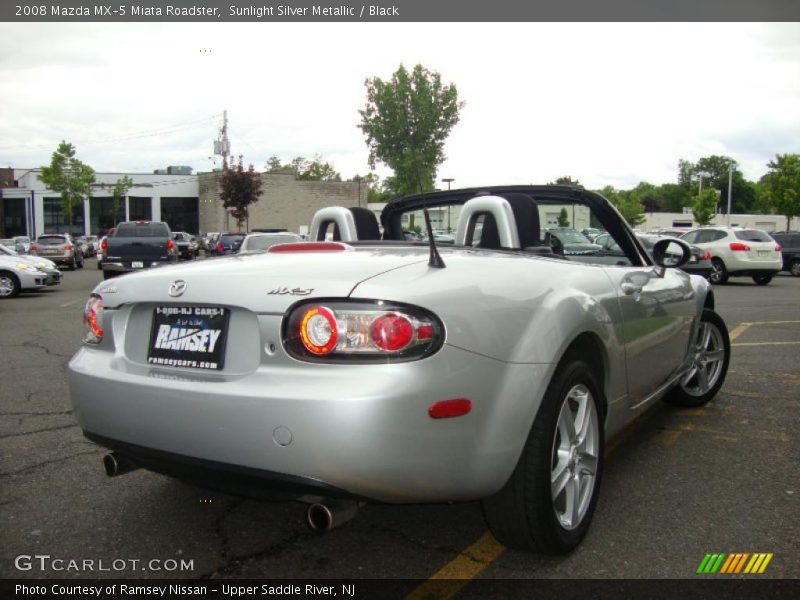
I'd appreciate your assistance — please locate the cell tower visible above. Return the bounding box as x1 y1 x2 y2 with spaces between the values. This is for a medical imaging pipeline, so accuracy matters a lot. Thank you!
213 110 230 167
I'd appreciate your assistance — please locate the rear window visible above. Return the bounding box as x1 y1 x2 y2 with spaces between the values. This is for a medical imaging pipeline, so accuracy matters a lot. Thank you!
219 234 246 244
115 223 170 238
734 229 773 243
37 236 67 245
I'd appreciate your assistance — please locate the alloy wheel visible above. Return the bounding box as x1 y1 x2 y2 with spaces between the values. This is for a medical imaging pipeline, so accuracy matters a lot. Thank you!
551 384 600 531
680 320 726 397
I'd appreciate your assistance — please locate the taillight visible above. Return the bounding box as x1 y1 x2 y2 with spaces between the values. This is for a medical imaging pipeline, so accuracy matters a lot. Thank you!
775 244 782 252
729 242 750 251
83 295 104 344
31 243 40 254
702 250 711 261
63 243 73 251
216 243 224 252
166 240 175 251
285 301 444 362
101 239 108 250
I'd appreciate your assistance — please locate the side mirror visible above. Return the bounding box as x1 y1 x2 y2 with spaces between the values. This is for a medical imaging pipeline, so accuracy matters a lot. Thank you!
652 238 691 269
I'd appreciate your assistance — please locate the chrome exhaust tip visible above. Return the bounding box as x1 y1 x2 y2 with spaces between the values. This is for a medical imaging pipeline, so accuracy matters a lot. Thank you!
102 452 139 477
306 500 360 533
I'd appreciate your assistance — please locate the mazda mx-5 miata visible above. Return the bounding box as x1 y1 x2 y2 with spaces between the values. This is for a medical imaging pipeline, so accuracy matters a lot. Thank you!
68 186 730 553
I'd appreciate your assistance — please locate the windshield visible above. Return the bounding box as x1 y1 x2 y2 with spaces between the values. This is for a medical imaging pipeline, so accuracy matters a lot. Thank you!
244 235 299 251
553 230 592 244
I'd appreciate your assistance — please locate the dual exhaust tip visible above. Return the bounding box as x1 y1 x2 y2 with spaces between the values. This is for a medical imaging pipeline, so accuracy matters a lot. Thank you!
102 453 360 533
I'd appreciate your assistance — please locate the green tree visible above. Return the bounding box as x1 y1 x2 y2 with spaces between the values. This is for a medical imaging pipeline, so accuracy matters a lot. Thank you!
598 185 646 227
109 175 133 227
656 183 691 213
220 155 263 231
550 176 583 187
678 155 755 213
758 153 800 231
39 141 95 235
557 207 570 227
265 156 286 172
294 154 342 181
692 189 718 226
359 63 463 196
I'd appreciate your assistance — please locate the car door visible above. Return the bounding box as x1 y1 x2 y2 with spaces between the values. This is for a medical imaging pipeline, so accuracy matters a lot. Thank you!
602 248 697 407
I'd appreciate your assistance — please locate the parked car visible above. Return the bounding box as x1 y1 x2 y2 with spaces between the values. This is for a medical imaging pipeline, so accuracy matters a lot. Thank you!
31 233 84 270
543 228 603 255
595 233 712 279
13 236 32 253
0 254 48 298
201 232 220 254
769 231 800 277
238 232 303 253
0 244 62 286
680 227 782 285
209 232 246 256
68 185 729 555
0 238 26 254
101 221 177 279
581 227 604 242
74 236 91 257
172 232 199 260
84 235 99 257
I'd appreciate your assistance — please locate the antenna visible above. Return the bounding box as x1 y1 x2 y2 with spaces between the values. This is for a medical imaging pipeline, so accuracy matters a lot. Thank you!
401 98 445 269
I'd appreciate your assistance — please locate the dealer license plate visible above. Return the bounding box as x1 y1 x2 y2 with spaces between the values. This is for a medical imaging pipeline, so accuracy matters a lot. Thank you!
132 261 144 268
147 306 230 370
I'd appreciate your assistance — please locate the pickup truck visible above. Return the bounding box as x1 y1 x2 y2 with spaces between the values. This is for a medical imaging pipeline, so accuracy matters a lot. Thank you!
101 221 177 280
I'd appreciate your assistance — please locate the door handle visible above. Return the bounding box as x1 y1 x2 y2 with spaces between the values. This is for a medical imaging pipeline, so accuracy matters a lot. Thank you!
621 282 643 295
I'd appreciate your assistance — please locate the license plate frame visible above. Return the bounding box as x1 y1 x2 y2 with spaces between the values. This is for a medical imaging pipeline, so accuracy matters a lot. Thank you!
132 261 144 268
147 306 230 370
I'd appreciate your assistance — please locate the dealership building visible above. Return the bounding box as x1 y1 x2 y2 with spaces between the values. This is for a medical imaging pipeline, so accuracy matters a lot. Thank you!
0 167 362 238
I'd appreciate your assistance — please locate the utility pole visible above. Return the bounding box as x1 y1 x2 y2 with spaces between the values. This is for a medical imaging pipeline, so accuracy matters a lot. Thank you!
442 178 454 231
726 161 733 226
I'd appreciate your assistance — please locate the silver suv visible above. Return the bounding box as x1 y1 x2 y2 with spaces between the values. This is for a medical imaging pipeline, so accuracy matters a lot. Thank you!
680 227 781 285
32 233 85 270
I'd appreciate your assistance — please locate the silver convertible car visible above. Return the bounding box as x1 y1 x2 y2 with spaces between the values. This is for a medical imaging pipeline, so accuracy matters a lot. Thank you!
68 186 730 554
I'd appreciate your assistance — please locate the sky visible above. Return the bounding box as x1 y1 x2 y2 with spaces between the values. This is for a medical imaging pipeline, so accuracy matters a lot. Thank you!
1 22 798 190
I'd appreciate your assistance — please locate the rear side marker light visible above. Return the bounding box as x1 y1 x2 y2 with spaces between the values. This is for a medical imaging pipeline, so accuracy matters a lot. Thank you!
270 242 349 253
428 399 472 419
729 242 750 251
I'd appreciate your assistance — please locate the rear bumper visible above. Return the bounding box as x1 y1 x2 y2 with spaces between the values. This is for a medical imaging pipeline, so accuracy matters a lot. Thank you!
68 334 548 503
102 260 176 274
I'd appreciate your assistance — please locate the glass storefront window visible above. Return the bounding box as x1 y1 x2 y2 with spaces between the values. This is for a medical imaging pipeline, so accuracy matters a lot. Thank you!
43 197 85 235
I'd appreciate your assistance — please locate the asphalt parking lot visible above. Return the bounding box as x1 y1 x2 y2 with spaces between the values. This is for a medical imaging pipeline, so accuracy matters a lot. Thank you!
1 260 798 586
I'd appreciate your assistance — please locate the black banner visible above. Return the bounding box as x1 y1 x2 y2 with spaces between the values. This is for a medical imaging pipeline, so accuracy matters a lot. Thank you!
3 0 800 22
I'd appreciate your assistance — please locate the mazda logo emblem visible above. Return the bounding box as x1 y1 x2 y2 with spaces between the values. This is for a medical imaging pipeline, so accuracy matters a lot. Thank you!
168 280 187 297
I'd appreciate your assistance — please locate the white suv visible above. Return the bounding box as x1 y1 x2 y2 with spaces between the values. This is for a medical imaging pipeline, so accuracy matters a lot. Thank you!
680 227 782 285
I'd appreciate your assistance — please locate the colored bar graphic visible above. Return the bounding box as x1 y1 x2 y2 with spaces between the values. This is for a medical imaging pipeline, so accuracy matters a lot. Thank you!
700 552 773 575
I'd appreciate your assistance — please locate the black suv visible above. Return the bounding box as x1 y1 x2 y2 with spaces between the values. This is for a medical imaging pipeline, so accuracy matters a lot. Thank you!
771 231 800 276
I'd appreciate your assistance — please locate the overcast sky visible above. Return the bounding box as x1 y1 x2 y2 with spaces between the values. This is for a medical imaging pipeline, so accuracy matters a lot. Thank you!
1 22 798 190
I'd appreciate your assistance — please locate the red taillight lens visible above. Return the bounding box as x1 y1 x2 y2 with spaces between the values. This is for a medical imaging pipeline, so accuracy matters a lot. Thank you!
63 243 73 251
83 296 104 344
702 250 711 261
370 313 414 351
729 242 750 251
286 301 443 362
166 240 175 251
775 244 782 252
299 306 338 355
100 239 108 250
31 243 40 253
216 243 224 252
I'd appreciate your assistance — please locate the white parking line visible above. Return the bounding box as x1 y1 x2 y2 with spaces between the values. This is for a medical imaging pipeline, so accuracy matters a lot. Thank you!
59 299 82 308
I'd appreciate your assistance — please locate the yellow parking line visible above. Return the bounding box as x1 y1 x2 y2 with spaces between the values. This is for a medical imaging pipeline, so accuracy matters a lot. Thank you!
728 323 752 342
405 531 505 600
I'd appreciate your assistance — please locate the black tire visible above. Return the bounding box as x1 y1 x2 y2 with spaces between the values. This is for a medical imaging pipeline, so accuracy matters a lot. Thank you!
482 359 604 554
752 274 772 285
0 271 21 299
97 260 102 270
791 260 800 277
709 258 728 284
664 309 730 408
68 256 77 271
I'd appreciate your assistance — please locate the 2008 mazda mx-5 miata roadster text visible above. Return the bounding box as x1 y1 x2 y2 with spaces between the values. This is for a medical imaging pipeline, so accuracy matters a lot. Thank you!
68 186 730 553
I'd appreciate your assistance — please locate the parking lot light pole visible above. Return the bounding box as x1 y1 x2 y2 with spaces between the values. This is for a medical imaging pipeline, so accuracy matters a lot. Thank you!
442 178 454 231
726 162 733 226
